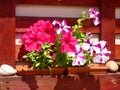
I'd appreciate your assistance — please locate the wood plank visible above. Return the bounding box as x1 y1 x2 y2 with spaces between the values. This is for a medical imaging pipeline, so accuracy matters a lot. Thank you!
16 0 100 6
0 18 15 66
0 0 15 17
16 17 78 28
1 75 120 90
116 19 120 33
115 45 120 60
115 0 120 7
0 0 15 66
115 27 120 34
16 27 100 34
100 0 115 60
15 0 120 7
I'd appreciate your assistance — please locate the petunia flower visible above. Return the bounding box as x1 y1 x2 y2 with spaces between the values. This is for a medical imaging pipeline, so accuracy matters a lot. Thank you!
52 20 72 34
89 8 100 26
93 41 111 63
21 20 56 52
93 17 100 26
41 21 56 43
68 44 86 66
61 33 78 53
82 39 100 56
22 28 43 52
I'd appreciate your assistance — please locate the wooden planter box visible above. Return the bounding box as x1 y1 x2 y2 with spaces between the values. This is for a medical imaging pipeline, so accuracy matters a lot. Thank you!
16 64 109 76
66 67 90 74
88 64 109 74
16 66 67 76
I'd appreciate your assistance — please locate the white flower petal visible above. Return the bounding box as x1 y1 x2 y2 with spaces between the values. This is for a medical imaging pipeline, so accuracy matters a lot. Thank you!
75 44 82 52
102 55 109 63
57 28 62 34
68 52 75 57
100 41 107 49
93 55 100 63
82 43 90 51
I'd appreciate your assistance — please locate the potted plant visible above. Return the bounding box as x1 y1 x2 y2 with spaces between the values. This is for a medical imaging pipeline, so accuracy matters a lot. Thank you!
17 8 111 75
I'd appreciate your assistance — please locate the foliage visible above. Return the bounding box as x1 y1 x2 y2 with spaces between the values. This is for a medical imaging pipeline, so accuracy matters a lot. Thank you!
23 43 53 69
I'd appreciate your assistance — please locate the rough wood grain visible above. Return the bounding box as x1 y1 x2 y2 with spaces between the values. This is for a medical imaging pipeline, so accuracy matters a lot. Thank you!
115 45 120 60
16 0 100 6
0 0 15 66
15 0 120 7
0 0 15 17
100 0 115 60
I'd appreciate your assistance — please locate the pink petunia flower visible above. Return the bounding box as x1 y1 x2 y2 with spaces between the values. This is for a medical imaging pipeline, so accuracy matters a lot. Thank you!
22 27 43 52
60 33 78 53
21 20 56 52
40 21 56 43
52 20 72 34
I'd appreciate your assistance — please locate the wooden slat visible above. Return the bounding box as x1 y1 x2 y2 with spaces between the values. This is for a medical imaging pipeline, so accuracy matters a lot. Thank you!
16 28 27 33
100 0 115 60
16 17 78 28
115 19 120 27
115 27 120 34
115 0 120 7
16 0 120 7
115 18 120 33
16 0 100 6
0 0 15 17
0 0 15 66
115 45 120 60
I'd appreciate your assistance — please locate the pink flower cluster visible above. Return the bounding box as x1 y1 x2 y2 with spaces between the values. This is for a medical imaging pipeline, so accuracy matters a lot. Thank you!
22 20 56 52
22 19 77 53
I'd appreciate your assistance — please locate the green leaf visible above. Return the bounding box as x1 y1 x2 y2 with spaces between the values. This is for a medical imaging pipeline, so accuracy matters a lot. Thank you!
35 62 41 67
22 55 28 58
46 55 52 59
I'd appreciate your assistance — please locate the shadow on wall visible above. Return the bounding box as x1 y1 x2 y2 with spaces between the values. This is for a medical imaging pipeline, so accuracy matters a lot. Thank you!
54 75 100 90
